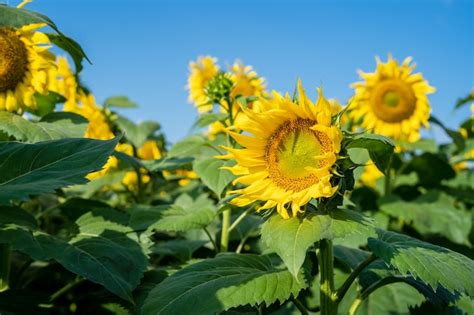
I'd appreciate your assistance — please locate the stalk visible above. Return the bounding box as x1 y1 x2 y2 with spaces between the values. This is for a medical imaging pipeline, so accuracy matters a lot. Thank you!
0 244 11 292
318 239 337 315
220 210 231 252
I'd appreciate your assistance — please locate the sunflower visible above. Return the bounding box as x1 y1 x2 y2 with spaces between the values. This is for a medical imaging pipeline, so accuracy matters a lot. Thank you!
0 23 56 112
360 162 383 187
229 60 266 99
350 55 435 142
221 81 343 219
48 56 78 109
187 56 219 113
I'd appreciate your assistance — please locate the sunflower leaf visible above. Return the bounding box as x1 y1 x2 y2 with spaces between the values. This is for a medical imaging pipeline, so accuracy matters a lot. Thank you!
368 229 474 296
0 111 88 142
344 133 395 174
114 115 160 148
0 136 119 204
193 157 236 197
261 209 374 278
141 254 307 315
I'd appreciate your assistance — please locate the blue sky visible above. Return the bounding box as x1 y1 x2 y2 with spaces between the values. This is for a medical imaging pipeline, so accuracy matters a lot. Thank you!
23 0 473 142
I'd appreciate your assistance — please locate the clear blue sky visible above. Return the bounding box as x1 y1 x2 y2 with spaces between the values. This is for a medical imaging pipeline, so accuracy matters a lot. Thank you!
22 0 473 142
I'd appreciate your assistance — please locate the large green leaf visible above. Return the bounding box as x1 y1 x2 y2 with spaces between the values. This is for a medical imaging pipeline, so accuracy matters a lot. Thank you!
194 157 236 197
0 5 90 67
345 133 394 174
146 194 216 232
368 229 474 296
151 239 208 261
0 111 88 142
115 115 160 148
379 191 471 245
144 156 194 172
167 135 208 158
261 209 374 278
141 254 307 315
0 137 119 204
5 208 148 302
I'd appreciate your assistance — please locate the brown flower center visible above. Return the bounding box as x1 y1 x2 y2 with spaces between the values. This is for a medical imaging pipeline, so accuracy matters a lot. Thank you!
0 28 28 93
370 79 416 123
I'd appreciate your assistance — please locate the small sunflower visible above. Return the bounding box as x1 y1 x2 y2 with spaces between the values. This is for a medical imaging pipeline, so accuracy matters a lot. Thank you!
229 60 266 99
350 55 435 142
360 162 384 188
0 24 56 112
222 81 343 219
187 56 219 113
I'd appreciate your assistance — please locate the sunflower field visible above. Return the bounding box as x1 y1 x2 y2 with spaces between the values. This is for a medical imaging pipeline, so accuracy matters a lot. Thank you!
0 2 473 315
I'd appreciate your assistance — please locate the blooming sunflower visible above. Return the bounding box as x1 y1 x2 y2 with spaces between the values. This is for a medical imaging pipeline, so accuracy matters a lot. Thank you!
360 162 383 187
222 81 343 219
350 55 435 142
187 56 219 113
0 23 55 112
48 56 78 109
229 61 266 99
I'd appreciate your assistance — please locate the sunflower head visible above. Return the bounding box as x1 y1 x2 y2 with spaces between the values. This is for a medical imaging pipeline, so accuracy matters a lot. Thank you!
222 80 343 219
229 61 266 98
187 56 219 113
350 55 435 142
0 24 55 112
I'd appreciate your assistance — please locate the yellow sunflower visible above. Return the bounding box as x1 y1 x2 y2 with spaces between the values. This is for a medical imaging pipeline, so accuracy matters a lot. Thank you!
360 162 384 188
48 56 78 109
350 55 435 142
187 56 219 113
229 60 266 99
221 81 343 219
0 23 56 112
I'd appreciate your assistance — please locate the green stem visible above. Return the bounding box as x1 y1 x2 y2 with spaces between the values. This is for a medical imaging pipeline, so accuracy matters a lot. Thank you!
220 209 231 252
50 277 84 302
292 298 309 315
318 239 337 315
384 156 393 196
334 254 376 304
228 206 253 233
348 277 404 315
203 227 218 253
0 244 11 292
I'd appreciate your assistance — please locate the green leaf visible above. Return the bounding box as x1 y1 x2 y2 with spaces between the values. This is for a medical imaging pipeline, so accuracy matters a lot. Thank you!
261 208 374 278
379 191 471 245
144 156 194 172
147 194 216 232
0 111 88 142
192 112 227 129
104 96 138 108
430 115 465 152
455 91 474 110
168 135 208 158
0 137 119 204
47 34 87 73
151 240 208 261
368 229 474 296
395 139 438 153
194 157 236 197
141 254 307 315
345 133 395 174
0 5 90 66
31 91 66 116
115 115 160 148
407 153 455 188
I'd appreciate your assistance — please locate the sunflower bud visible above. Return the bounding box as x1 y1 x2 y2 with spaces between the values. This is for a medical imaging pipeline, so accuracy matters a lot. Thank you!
205 72 233 104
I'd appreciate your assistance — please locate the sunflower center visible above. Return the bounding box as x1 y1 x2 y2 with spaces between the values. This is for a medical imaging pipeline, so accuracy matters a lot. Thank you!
266 118 331 192
370 79 416 123
0 28 29 93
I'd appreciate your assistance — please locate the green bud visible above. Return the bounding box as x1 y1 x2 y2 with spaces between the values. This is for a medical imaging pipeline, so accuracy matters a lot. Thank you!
205 72 234 103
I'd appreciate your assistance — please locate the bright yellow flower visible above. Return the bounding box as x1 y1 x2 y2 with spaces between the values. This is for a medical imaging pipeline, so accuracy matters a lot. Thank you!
229 60 266 99
360 162 384 187
163 169 198 187
350 55 435 142
187 56 219 113
122 169 151 192
48 56 78 109
221 81 343 219
138 140 162 160
0 24 56 112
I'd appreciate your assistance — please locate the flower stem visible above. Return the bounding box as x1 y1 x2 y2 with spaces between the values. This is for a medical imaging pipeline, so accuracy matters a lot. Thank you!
203 227 218 253
318 239 337 315
384 156 393 196
292 297 309 315
220 209 231 252
334 254 376 303
0 244 11 292
50 277 84 302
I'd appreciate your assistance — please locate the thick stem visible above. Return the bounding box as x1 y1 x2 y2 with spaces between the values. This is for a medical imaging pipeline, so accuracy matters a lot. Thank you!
319 239 337 315
220 209 231 252
334 254 376 304
0 244 11 292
